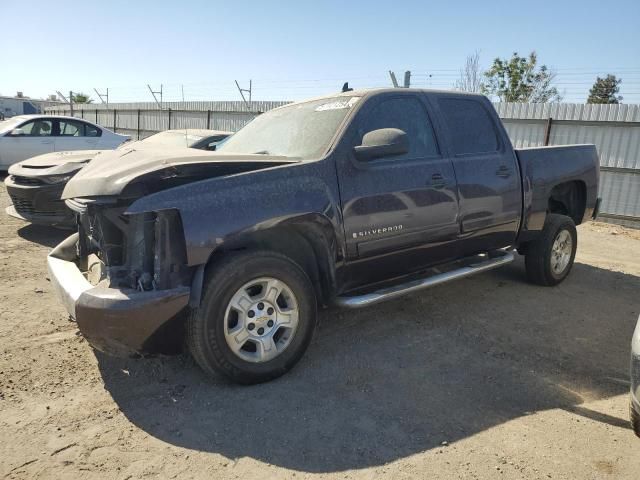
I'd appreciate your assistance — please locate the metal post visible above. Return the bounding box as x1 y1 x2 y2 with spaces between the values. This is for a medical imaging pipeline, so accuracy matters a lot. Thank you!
543 117 553 146
69 90 74 116
95 109 98 123
206 109 211 129
389 71 399 88
81 109 84 119
113 109 117 133
403 71 411 88
147 84 163 110
168 108 172 130
235 80 251 111
137 109 141 140
94 88 109 108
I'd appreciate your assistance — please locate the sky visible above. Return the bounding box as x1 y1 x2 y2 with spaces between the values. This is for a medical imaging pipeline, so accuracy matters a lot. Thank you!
1 0 639 104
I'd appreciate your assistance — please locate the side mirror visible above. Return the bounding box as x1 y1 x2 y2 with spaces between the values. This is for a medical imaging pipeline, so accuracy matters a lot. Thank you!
207 142 217 151
353 128 409 161
9 128 25 136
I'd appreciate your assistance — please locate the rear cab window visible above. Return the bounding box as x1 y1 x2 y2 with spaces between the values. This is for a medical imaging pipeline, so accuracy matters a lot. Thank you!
438 98 500 155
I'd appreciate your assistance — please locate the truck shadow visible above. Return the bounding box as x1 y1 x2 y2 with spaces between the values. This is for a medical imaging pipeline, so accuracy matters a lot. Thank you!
96 257 638 473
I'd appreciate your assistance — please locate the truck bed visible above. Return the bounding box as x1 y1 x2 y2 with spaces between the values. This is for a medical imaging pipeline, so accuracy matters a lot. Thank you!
514 144 600 236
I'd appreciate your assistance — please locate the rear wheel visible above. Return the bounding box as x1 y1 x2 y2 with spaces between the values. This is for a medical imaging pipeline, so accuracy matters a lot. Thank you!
525 214 577 286
188 251 317 384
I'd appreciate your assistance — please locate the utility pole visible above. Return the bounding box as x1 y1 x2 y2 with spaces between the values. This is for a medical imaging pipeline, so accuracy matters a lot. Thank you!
147 84 163 109
235 80 252 110
93 88 109 108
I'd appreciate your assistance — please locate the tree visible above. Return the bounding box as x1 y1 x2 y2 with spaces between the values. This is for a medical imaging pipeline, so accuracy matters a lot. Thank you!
454 51 484 93
482 51 561 103
71 92 93 104
587 75 622 104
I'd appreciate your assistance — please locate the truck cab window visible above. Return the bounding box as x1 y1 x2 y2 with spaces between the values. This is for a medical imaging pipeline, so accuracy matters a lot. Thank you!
438 98 499 155
357 97 439 161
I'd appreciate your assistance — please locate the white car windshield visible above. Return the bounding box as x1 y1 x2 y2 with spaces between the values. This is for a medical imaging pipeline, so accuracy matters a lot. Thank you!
217 96 360 160
0 116 29 134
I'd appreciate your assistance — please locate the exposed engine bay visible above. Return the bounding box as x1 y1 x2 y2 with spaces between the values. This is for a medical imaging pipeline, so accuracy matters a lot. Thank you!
69 198 190 292
65 160 294 292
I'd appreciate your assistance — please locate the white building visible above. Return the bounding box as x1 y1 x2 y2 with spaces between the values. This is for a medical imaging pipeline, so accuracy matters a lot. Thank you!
0 93 66 119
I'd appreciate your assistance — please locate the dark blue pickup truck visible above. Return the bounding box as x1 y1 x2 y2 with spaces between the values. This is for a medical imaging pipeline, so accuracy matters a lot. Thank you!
48 88 600 384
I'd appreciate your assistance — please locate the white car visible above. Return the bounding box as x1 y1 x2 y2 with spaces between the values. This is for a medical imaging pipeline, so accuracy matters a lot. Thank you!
0 115 129 169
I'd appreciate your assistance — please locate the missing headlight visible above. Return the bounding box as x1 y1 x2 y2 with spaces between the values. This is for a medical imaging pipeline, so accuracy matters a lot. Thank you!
153 210 188 290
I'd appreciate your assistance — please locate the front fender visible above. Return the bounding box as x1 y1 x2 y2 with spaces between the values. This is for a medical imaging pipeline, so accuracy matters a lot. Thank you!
126 161 343 266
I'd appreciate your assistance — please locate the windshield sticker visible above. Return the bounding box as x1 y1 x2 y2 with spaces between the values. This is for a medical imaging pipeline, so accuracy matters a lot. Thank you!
315 97 360 112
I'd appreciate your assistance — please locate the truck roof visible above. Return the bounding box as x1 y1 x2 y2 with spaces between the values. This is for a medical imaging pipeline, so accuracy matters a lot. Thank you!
279 87 487 110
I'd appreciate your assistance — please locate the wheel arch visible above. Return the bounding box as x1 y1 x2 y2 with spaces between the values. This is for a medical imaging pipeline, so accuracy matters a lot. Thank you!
195 214 340 307
547 180 587 226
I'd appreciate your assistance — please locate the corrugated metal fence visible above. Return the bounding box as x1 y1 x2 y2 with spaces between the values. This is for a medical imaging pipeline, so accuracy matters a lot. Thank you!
47 101 640 228
47 101 289 140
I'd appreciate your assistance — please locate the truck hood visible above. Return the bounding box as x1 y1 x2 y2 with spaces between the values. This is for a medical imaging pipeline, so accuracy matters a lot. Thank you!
62 145 298 199
8 150 104 177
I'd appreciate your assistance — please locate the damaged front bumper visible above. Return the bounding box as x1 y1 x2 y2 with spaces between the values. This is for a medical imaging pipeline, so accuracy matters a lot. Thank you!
48 233 191 357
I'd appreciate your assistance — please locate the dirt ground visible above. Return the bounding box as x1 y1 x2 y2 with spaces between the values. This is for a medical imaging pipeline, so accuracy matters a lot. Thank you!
1 179 639 480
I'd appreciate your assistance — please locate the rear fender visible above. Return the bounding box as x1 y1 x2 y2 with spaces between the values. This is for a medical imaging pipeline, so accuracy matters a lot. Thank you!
515 144 599 241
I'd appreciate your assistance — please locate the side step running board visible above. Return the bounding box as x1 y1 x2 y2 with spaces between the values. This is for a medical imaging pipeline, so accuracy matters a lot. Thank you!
335 250 515 309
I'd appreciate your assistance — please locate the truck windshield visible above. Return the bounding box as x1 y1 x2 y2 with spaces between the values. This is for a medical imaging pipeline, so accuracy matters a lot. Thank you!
217 96 360 160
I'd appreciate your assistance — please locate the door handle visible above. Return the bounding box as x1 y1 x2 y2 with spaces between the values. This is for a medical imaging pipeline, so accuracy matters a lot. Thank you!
430 173 446 189
496 165 511 178
40 139 54 145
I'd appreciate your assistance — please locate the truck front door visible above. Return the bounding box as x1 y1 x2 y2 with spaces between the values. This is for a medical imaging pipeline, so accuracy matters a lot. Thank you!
336 93 460 289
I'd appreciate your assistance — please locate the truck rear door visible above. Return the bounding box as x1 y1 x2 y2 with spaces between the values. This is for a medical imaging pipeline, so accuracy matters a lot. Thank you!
336 93 460 284
435 96 521 253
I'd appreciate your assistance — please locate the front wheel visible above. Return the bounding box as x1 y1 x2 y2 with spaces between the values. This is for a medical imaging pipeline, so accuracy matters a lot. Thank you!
524 214 577 286
188 251 317 384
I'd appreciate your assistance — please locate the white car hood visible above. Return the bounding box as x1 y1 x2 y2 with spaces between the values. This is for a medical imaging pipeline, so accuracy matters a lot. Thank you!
8 150 104 177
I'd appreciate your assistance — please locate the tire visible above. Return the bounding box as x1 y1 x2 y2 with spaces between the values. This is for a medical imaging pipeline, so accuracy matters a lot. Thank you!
525 213 577 286
188 250 317 384
632 402 640 438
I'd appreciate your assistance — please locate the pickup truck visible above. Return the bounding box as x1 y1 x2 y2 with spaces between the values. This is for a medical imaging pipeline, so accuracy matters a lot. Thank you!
47 88 600 384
